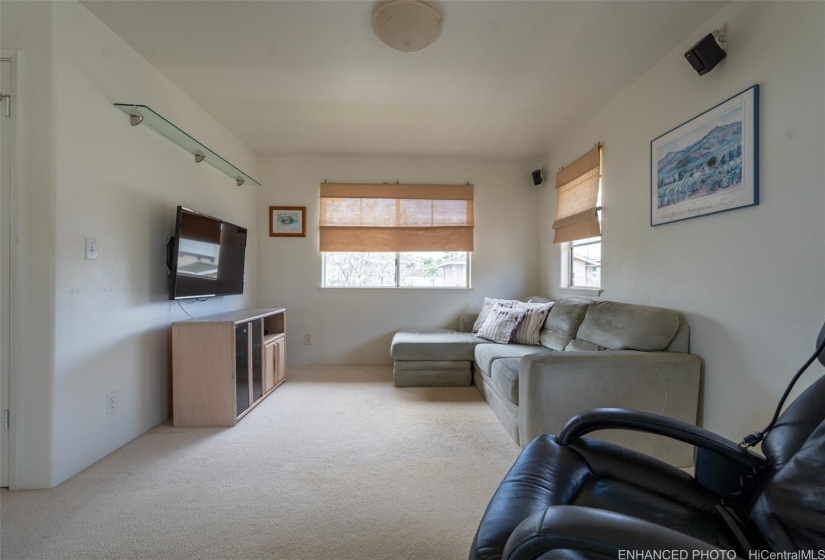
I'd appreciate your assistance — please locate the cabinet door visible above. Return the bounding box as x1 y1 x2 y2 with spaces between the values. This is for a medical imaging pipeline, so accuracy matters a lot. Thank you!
264 342 275 392
251 319 263 403
235 323 250 417
275 336 286 385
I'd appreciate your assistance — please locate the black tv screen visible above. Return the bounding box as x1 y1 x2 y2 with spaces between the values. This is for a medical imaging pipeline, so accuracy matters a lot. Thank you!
168 206 247 300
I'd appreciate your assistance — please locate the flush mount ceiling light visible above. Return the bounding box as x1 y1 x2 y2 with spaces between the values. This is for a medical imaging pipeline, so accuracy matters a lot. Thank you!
372 0 443 52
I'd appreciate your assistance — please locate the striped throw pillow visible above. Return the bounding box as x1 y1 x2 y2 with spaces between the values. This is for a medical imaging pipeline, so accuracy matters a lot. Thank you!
476 304 528 344
472 297 518 332
511 301 554 345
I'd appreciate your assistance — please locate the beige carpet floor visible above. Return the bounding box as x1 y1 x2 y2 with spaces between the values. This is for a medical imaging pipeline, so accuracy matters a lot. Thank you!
0 366 521 560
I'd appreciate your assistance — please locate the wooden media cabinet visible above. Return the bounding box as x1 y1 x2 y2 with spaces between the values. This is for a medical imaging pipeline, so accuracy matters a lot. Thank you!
172 308 286 427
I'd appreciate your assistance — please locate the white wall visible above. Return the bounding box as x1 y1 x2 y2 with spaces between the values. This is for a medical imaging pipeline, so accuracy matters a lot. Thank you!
539 2 825 441
257 156 539 365
2 1 260 488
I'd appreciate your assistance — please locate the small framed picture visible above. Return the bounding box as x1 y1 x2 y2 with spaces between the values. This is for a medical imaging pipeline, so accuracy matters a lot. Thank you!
651 84 759 226
269 206 306 237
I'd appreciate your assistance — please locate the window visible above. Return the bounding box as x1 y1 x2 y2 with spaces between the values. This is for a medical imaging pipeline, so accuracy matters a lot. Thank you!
553 145 602 289
320 182 473 288
323 251 469 288
568 237 601 288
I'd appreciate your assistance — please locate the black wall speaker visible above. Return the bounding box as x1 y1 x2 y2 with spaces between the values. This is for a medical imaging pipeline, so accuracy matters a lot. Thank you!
531 169 544 186
685 33 726 76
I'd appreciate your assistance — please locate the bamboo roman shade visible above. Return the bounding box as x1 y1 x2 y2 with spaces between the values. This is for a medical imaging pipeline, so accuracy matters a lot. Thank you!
319 183 474 252
553 145 601 244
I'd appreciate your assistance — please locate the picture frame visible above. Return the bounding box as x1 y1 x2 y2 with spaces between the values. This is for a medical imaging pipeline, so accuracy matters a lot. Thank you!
651 85 759 226
269 206 306 237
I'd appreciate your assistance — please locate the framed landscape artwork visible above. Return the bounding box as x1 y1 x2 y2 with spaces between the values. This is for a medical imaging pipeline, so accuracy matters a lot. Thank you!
651 85 759 226
269 206 306 237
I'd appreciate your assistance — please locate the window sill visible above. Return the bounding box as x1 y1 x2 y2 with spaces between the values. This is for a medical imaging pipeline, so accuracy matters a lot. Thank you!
320 287 473 293
558 287 603 297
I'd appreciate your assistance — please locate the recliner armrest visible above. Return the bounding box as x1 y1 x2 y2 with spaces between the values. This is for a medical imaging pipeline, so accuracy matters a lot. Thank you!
560 408 764 469
503 506 729 559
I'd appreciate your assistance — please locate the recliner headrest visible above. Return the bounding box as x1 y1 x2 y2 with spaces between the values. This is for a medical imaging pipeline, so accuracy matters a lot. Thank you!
763 373 825 470
751 418 825 551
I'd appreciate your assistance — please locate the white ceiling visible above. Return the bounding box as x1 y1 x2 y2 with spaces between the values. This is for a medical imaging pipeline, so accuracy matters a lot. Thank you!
81 0 728 159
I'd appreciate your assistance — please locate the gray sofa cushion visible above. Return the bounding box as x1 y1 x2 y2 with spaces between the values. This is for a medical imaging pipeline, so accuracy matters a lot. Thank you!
665 314 691 353
574 301 680 351
539 298 592 351
539 329 573 352
393 360 470 370
565 339 606 351
391 329 486 361
491 358 521 404
458 314 480 333
393 360 472 387
475 343 553 375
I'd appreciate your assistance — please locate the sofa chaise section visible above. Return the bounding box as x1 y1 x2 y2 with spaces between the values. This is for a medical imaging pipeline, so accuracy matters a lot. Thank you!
390 329 485 387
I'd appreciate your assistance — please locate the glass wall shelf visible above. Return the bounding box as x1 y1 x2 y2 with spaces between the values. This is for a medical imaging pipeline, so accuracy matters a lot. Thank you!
114 103 260 186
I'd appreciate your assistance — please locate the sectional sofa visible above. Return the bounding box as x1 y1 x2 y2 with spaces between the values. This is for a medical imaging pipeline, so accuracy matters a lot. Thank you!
390 297 702 466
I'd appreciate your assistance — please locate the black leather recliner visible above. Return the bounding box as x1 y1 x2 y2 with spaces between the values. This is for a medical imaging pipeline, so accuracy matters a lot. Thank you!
470 329 825 559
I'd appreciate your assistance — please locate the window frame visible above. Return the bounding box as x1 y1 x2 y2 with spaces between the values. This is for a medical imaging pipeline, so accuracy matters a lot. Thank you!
321 251 472 289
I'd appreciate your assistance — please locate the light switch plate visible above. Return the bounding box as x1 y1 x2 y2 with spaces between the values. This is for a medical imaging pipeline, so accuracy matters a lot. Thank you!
85 238 98 260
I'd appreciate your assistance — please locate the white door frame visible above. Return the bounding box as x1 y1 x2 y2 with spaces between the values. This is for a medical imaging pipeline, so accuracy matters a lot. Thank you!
1 49 20 490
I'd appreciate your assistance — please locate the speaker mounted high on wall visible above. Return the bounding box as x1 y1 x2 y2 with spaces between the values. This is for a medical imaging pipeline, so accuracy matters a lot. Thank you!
531 169 544 186
685 26 727 76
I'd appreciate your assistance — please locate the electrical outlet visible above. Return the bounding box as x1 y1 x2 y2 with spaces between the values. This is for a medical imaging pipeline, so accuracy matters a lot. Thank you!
304 334 311 345
106 391 117 414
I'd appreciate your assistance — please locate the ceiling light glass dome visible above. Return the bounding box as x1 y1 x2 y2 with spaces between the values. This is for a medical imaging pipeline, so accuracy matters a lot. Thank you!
372 0 443 52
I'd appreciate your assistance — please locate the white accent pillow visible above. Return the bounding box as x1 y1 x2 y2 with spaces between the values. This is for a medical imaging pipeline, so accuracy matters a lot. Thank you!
476 304 528 344
511 301 554 345
472 297 518 333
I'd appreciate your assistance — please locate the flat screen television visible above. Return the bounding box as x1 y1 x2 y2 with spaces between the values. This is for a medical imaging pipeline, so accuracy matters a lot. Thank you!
168 206 247 300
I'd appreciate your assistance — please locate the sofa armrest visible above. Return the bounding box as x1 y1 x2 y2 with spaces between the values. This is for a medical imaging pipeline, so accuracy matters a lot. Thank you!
518 351 702 466
458 314 479 333
503 506 727 560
